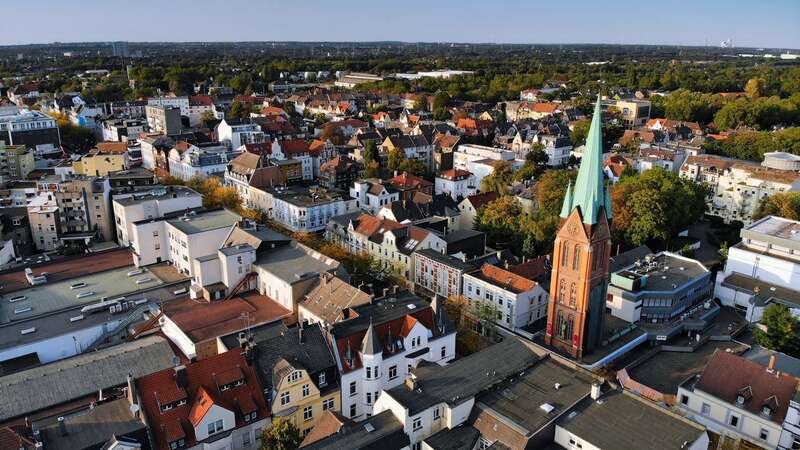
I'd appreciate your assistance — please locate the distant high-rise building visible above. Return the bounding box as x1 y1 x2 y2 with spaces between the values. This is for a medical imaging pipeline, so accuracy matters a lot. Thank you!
111 41 129 57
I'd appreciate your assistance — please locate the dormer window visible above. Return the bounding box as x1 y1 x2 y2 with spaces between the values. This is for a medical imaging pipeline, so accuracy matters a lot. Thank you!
762 405 773 416
288 371 302 383
319 372 327 387
736 395 745 405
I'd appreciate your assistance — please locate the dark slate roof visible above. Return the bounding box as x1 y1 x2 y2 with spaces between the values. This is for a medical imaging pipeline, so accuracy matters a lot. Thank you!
301 409 409 450
423 425 480 450
414 248 476 272
386 337 544 415
385 194 459 222
609 245 652 273
743 346 800 378
361 321 382 355
35 398 147 450
242 322 337 390
556 389 706 450
0 336 175 422
330 294 429 339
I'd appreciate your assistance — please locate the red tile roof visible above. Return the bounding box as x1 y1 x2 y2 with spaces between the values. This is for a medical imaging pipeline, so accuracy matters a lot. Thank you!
464 192 498 209
438 168 472 181
335 308 436 374
476 263 537 294
279 139 309 155
511 256 549 280
387 172 433 190
695 351 799 424
189 95 214 106
137 349 269 450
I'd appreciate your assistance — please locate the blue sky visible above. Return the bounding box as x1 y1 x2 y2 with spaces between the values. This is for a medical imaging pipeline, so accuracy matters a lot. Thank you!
2 0 798 49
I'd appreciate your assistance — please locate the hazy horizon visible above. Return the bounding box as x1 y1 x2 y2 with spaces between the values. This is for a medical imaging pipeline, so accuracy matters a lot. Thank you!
2 0 798 49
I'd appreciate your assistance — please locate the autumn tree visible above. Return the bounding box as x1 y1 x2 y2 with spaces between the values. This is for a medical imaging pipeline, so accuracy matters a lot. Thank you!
535 169 577 215
387 147 405 173
260 419 301 450
754 192 800 221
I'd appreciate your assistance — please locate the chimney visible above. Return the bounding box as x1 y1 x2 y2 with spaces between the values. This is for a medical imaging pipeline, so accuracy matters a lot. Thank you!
174 365 188 389
504 259 509 270
392 285 399 294
394 170 398 177
591 381 602 400
768 354 778 372
57 417 67 437
382 287 389 298
405 374 418 391
126 372 137 405
299 321 305 343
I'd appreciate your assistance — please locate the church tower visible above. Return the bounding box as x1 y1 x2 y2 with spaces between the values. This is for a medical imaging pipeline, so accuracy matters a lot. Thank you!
543 97 612 359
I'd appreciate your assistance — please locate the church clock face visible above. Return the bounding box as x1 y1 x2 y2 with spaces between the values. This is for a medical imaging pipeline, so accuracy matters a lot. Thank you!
567 222 579 236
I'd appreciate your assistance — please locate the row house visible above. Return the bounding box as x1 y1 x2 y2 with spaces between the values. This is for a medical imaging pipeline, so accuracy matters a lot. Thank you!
347 214 446 280
386 172 434 201
272 139 314 180
113 185 203 247
224 152 287 209
678 351 798 450
263 185 357 233
318 156 361 191
413 248 476 299
680 155 800 225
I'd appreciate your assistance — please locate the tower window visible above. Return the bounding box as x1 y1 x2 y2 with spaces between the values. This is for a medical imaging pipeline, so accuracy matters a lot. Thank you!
572 245 581 270
561 241 569 267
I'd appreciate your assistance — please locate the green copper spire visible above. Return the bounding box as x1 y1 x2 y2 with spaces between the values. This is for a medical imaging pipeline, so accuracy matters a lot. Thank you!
560 180 574 218
571 96 607 225
605 180 613 220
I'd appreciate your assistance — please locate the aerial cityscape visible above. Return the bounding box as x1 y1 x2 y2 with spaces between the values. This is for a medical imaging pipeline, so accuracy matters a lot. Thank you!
0 2 799 450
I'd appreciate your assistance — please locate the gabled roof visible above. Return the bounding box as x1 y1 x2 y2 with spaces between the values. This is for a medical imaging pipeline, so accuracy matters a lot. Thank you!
137 349 269 450
387 172 433 190
694 350 799 424
301 275 372 324
463 191 498 210
472 263 537 294
279 139 309 155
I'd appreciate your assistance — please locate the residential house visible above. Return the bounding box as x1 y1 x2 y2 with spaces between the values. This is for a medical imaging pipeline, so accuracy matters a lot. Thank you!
318 156 360 191
462 263 548 330
217 118 267 150
413 248 476 299
350 180 400 214
386 172 434 202
330 294 455 421
299 273 373 328
169 142 242 181
113 185 203 247
455 192 498 231
435 169 476 202
135 348 270 450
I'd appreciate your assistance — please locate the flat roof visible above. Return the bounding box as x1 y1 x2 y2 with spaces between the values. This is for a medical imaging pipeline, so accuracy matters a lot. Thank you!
744 215 800 246
386 337 545 415
267 186 350 207
166 208 239 235
302 409 409 450
114 185 200 206
0 248 133 293
0 335 175 422
256 241 340 285
163 291 291 343
557 389 705 450
721 272 800 308
0 265 164 325
611 252 707 292
415 248 475 272
476 358 592 435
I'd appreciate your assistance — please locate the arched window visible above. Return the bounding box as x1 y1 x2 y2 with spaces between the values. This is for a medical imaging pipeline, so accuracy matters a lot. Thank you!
593 242 604 270
560 241 569 267
566 314 575 341
556 311 566 339
572 245 581 270
569 283 577 307
558 279 566 304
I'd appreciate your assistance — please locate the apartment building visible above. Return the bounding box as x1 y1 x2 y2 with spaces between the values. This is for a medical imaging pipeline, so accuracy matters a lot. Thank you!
0 107 61 149
347 214 446 280
113 185 203 246
217 118 266 150
168 142 242 180
136 349 270 450
680 155 800 225
413 248 475 299
264 185 357 233
715 215 800 321
145 104 182 135
434 169 476 202
27 192 60 251
349 179 400 214
0 141 34 183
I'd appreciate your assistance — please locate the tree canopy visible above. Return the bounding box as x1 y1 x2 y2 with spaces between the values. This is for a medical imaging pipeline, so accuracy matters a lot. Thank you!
754 192 800 222
611 168 708 246
755 304 800 358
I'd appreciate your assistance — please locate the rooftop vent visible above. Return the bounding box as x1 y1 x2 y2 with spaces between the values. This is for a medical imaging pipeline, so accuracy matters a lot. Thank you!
540 403 555 414
20 327 36 335
364 423 375 433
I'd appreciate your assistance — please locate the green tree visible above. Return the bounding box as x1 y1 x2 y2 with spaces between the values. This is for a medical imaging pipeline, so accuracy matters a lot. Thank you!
755 304 800 357
387 147 405 173
479 161 514 195
397 158 427 177
227 101 251 121
415 94 429 112
200 110 218 128
362 140 381 178
611 168 708 246
535 169 577 215
260 419 301 450
754 192 800 221
570 119 590 146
